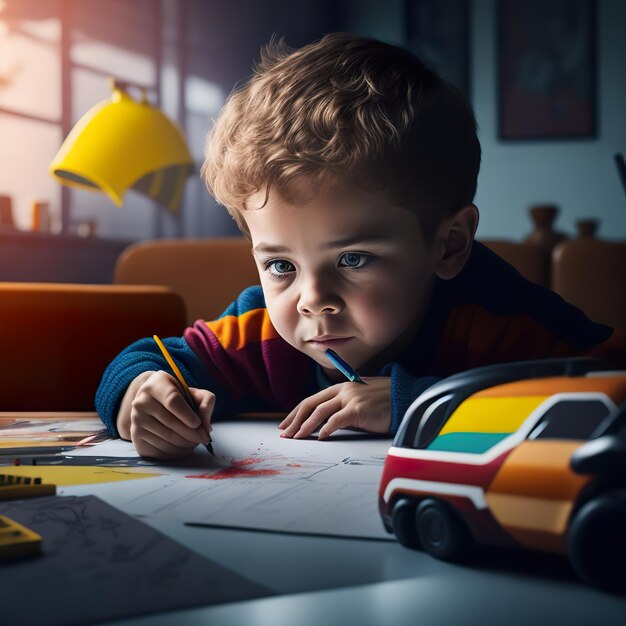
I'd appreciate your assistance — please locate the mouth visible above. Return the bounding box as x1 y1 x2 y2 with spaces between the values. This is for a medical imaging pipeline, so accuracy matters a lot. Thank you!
307 337 352 351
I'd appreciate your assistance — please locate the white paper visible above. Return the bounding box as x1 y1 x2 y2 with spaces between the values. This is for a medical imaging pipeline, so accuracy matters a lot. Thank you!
63 421 394 540
68 438 141 457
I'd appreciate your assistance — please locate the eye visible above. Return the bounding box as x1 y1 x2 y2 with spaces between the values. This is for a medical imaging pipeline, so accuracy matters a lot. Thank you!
265 259 295 278
339 252 369 270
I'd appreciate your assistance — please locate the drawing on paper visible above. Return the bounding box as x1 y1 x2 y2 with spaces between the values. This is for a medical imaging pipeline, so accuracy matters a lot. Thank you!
188 457 282 479
59 421 394 540
0 415 110 450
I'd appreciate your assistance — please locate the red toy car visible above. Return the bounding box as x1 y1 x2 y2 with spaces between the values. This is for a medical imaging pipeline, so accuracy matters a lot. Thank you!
379 358 626 592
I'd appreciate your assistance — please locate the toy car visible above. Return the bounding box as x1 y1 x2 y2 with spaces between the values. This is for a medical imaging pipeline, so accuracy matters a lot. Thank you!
379 357 626 592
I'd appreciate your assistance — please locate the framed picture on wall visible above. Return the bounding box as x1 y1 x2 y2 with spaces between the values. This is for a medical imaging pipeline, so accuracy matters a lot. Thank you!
498 0 597 140
404 0 470 98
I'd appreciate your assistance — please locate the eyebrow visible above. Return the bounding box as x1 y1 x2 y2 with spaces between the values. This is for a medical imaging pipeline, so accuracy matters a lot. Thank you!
252 235 392 256
322 235 392 250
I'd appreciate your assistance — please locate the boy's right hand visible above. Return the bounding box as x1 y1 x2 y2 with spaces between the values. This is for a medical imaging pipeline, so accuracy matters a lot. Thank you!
117 370 215 460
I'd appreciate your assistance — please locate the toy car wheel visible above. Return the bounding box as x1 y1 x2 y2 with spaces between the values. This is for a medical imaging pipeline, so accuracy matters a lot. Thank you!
391 498 420 549
567 490 626 593
415 499 470 561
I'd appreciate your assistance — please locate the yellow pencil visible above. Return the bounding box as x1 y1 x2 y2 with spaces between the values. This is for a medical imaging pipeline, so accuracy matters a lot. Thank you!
152 335 214 455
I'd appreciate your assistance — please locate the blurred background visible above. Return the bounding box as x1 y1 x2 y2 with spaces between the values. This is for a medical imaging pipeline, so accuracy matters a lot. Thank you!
0 0 624 284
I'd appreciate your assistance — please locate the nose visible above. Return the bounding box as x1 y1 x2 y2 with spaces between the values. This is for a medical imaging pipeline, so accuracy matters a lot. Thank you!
297 272 344 316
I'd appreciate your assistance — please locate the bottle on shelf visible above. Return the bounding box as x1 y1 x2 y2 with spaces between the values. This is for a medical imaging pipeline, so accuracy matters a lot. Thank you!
524 204 568 254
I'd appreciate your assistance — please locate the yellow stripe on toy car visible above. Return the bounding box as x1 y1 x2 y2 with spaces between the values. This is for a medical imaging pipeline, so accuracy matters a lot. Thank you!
438 396 547 436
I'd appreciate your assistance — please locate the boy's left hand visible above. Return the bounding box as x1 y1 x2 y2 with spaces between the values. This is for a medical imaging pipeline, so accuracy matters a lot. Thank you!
279 377 391 439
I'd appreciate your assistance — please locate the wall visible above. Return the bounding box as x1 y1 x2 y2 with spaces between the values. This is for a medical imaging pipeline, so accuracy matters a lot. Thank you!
473 0 626 240
2 0 624 246
0 0 341 243
342 0 626 240
174 0 342 240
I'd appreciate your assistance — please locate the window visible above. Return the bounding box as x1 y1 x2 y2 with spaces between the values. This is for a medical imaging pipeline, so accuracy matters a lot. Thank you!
0 0 63 230
528 400 610 441
0 0 222 239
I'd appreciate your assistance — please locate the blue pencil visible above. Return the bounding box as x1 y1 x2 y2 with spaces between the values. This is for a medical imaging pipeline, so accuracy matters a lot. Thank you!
325 349 366 384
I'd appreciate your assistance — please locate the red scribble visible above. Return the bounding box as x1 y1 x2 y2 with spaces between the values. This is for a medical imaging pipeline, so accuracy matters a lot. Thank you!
286 463 301 467
186 457 281 480
231 458 257 466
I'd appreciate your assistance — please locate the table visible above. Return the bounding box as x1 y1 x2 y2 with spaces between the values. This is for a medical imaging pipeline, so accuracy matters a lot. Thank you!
100 517 626 625
4 414 626 625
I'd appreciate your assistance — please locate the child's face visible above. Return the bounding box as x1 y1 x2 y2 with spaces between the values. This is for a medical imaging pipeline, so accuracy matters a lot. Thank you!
244 180 441 380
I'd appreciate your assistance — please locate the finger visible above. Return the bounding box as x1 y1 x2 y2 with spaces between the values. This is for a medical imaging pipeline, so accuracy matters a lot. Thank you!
131 420 197 458
281 401 317 438
279 402 302 430
159 390 212 444
149 373 204 430
164 386 204 430
137 413 203 448
293 398 342 439
133 396 208 444
133 438 175 460
142 371 202 429
280 387 339 434
278 396 313 429
132 428 196 460
317 408 353 440
190 387 216 434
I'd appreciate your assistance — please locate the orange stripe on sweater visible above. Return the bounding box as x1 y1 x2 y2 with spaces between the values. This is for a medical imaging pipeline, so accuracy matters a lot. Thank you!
205 308 280 351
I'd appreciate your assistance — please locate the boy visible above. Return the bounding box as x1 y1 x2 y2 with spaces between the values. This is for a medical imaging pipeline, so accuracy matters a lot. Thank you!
96 33 626 460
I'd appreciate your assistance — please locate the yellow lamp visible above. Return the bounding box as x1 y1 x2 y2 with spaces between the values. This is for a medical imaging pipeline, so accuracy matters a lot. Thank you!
49 78 194 212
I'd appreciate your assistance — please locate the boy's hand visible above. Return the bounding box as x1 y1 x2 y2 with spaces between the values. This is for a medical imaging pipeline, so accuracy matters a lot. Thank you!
119 370 215 460
279 377 391 440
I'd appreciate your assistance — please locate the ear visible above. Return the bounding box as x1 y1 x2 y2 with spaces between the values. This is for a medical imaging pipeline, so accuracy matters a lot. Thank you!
434 204 479 280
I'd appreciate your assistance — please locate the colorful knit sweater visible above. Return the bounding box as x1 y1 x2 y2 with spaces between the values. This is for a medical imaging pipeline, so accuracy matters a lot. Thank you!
96 242 626 437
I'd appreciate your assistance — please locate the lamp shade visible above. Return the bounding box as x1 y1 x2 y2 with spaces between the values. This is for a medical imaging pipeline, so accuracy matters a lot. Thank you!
49 81 194 211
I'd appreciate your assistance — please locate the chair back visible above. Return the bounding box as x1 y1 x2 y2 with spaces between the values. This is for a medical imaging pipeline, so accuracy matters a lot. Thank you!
0 282 186 411
479 240 550 287
552 239 626 332
114 237 259 324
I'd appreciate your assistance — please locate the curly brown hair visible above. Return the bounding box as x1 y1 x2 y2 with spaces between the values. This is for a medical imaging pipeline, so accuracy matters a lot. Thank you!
202 32 480 241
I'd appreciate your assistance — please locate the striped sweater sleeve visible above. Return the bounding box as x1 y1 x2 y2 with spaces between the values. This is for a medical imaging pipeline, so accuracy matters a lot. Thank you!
95 286 316 436
95 335 211 436
183 286 316 414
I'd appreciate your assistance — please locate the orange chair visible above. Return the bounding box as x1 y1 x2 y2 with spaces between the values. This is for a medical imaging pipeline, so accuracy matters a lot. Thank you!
114 237 259 325
0 282 186 411
552 239 626 332
479 240 550 288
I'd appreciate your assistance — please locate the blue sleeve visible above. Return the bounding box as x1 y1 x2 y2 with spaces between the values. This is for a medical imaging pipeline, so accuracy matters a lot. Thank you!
94 335 230 437
380 363 440 434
